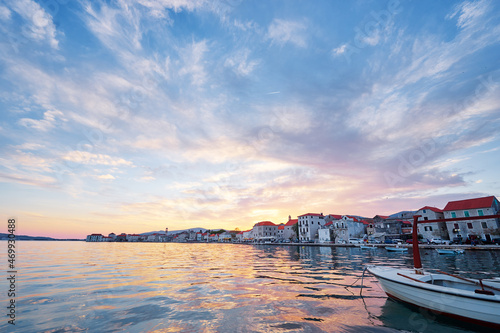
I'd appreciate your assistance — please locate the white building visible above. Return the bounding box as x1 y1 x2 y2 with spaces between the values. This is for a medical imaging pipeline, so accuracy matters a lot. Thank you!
252 221 278 241
443 196 500 242
86 234 103 242
415 206 446 241
242 229 253 242
283 217 298 241
298 213 325 242
127 234 141 242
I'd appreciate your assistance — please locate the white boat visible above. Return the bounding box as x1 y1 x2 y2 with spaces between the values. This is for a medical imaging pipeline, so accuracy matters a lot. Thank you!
385 246 408 252
367 266 500 328
368 213 500 329
436 248 465 255
359 245 376 249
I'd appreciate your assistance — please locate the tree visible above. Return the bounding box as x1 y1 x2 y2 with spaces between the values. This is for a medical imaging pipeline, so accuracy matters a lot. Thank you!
292 222 299 240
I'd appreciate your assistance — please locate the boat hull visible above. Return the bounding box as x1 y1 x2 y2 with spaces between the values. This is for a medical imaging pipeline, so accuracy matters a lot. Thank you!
367 266 500 329
385 247 408 252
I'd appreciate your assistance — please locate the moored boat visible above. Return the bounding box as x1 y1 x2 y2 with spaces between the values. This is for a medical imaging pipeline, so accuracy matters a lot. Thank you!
359 245 376 249
367 266 500 328
368 213 500 329
385 246 408 252
436 248 464 255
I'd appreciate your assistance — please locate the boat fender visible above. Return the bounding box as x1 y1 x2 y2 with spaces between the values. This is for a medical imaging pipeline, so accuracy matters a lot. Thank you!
474 289 495 296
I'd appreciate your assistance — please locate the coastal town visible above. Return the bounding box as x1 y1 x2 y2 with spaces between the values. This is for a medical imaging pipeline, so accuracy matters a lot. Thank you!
86 195 500 246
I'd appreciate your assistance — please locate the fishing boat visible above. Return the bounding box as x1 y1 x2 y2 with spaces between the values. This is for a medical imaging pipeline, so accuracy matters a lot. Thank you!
368 213 500 329
385 246 408 252
436 248 465 255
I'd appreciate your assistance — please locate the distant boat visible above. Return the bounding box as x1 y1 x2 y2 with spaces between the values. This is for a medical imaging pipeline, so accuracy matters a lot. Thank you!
385 246 408 252
359 245 376 249
436 249 465 255
368 213 500 329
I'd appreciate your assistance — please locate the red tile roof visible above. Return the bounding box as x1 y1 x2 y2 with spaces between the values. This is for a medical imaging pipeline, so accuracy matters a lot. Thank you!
374 215 390 219
278 225 285 230
325 221 333 227
418 206 443 213
298 213 323 217
327 214 342 220
255 221 276 226
346 215 360 222
443 196 496 211
285 219 298 226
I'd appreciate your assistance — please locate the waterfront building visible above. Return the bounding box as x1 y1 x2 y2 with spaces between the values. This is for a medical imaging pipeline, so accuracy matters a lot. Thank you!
415 206 446 241
298 213 325 242
242 229 253 242
341 215 368 239
284 217 298 241
319 220 348 244
443 196 500 242
86 233 103 242
252 221 278 241
277 224 285 240
127 234 141 242
108 232 116 240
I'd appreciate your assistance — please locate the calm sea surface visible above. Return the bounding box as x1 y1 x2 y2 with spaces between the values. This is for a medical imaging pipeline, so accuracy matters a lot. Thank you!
1 242 500 332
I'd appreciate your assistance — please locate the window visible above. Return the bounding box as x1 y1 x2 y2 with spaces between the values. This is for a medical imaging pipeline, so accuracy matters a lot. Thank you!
424 217 428 221
451 212 457 218
467 223 473 229
478 209 484 216
481 222 488 229
454 223 459 229
423 209 426 213
464 211 470 217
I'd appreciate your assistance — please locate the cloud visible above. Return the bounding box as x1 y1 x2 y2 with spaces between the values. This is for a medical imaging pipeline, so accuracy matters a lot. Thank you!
331 44 347 56
6 0 59 49
224 48 260 76
97 174 115 180
447 0 489 30
267 19 307 48
18 109 65 131
0 5 11 20
62 151 133 166
178 40 209 86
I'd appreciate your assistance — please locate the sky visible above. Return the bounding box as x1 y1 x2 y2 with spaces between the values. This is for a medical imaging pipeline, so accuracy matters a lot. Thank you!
0 0 499 239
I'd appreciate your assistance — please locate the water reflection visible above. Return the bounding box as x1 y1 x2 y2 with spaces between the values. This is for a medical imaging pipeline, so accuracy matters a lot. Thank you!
1 242 497 332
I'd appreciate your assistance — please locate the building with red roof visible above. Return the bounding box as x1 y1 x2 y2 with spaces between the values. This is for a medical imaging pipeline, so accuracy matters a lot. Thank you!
415 206 446 241
252 221 278 241
442 195 499 242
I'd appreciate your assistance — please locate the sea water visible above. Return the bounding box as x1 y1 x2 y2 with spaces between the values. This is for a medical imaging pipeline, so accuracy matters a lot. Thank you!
1 241 499 332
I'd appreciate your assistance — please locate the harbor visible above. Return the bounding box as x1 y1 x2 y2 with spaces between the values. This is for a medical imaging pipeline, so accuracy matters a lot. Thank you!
2 241 499 333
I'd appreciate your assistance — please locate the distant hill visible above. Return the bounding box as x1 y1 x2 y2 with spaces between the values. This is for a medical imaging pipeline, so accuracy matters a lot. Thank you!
0 233 83 241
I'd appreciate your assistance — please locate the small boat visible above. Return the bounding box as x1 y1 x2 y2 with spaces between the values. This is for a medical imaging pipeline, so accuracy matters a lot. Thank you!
436 248 465 255
385 246 408 252
359 245 376 249
367 266 500 328
368 213 500 329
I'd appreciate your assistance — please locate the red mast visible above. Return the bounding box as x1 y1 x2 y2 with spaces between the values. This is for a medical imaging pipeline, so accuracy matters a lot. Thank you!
412 215 423 274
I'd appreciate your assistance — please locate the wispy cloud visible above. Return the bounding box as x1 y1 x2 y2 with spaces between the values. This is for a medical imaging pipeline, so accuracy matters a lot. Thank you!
267 19 308 48
62 151 133 167
5 0 60 49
